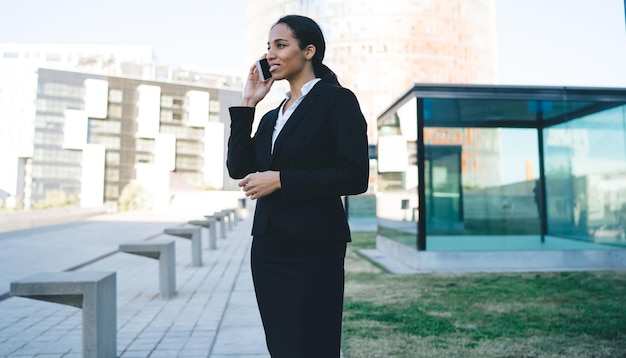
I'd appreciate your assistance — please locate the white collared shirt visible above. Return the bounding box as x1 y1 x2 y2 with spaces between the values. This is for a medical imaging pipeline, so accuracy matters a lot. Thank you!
271 78 321 153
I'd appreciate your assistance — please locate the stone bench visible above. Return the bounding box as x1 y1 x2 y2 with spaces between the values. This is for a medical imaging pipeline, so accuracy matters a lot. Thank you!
119 240 176 299
219 208 238 225
10 271 117 358
220 208 238 229
188 219 218 250
237 198 247 221
164 227 203 267
205 212 229 238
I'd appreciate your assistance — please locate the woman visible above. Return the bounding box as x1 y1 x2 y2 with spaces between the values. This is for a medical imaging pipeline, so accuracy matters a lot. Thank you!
227 15 369 357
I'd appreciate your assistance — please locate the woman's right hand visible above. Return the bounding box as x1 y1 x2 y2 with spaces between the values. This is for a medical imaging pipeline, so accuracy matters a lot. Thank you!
240 56 275 107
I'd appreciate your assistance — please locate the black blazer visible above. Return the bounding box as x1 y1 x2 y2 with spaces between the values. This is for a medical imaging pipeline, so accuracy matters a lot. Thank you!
227 80 369 242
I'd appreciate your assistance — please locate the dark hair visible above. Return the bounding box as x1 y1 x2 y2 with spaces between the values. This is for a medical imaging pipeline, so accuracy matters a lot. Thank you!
275 15 340 86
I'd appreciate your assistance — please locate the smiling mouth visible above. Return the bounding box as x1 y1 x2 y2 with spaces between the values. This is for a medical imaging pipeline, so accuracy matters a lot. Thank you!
270 64 279 72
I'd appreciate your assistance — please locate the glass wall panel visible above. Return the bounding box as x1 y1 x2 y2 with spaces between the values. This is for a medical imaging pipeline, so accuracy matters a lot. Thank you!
424 145 462 232
377 98 419 248
424 127 543 250
544 104 626 247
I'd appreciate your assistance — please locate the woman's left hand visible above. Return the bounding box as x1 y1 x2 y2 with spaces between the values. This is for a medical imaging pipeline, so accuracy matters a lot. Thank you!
238 171 282 200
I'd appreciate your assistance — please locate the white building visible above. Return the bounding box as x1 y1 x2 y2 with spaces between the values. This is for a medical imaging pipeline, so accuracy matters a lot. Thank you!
0 44 153 208
0 44 243 209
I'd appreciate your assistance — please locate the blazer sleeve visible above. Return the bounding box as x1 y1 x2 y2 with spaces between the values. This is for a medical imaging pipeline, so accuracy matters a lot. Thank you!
226 106 257 179
280 87 369 201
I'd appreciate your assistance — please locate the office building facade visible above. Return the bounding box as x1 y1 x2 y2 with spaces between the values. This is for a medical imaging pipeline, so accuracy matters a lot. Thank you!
28 68 241 210
0 44 242 209
0 44 154 208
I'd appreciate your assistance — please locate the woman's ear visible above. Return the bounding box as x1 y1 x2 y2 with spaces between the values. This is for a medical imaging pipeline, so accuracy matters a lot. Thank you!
305 45 316 61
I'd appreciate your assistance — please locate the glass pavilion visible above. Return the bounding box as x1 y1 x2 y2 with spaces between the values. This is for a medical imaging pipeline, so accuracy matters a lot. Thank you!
375 84 626 271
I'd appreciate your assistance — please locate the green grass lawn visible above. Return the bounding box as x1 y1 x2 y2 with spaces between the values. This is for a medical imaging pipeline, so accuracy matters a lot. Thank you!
342 232 626 358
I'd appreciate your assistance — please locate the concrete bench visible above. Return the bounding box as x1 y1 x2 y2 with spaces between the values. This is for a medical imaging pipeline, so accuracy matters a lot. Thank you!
119 240 176 299
164 227 203 267
10 271 116 358
218 208 238 225
188 219 218 250
205 212 229 238
237 198 247 221
221 208 237 229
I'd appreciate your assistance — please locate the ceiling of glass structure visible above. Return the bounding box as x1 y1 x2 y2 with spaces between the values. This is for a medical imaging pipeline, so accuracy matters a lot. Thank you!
379 85 626 129
421 98 614 127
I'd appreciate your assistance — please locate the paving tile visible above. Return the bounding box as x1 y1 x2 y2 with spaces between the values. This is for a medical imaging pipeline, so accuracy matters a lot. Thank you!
148 349 180 357
0 209 274 357
210 325 268 355
119 351 153 358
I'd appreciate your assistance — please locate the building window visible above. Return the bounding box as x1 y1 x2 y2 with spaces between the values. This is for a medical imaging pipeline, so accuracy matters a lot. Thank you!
105 168 120 181
176 141 203 155
109 89 123 103
175 156 202 170
136 138 154 152
106 152 120 165
90 136 120 150
108 104 122 118
3 52 19 59
90 119 121 134
161 95 173 108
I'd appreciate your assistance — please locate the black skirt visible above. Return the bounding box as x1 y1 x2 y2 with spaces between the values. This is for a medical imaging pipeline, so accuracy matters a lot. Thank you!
250 236 347 358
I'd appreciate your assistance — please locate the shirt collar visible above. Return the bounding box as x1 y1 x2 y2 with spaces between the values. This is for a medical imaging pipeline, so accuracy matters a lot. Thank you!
285 78 321 100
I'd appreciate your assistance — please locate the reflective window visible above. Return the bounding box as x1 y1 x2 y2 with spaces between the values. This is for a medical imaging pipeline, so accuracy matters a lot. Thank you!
544 104 626 245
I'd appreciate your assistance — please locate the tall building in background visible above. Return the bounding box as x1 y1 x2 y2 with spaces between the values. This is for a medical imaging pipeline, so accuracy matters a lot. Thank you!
27 68 241 211
245 0 500 191
0 44 243 209
245 0 498 140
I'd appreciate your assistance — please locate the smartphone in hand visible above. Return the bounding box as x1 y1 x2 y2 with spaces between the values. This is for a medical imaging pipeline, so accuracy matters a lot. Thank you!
256 58 272 82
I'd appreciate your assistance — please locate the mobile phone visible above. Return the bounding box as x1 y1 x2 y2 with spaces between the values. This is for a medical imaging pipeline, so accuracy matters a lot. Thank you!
256 58 272 82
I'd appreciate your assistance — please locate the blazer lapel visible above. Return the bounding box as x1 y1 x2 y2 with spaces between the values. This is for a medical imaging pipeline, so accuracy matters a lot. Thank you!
271 81 327 156
257 105 281 167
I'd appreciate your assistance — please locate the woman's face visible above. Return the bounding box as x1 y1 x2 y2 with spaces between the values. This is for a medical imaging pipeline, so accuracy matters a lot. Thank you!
266 23 314 82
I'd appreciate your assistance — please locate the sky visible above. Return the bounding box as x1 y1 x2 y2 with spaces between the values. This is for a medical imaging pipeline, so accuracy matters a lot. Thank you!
494 0 626 87
0 0 624 86
0 0 248 72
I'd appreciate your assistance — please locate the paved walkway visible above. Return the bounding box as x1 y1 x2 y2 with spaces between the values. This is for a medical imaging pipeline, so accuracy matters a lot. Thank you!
0 209 270 357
